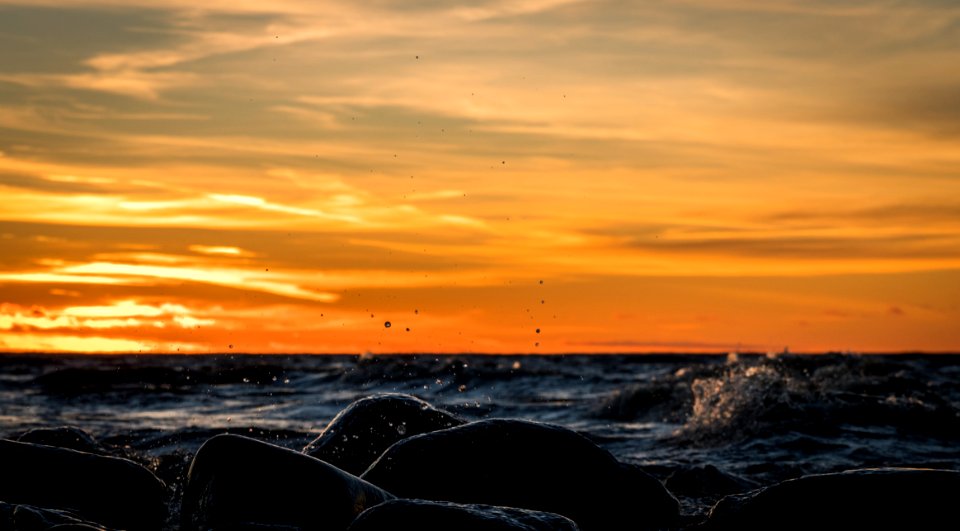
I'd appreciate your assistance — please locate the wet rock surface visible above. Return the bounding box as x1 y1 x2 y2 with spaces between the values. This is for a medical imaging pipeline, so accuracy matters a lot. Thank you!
180 434 394 531
0 501 113 531
0 439 166 531
361 418 679 531
303 393 464 475
696 468 960 530
16 427 108 456
665 465 759 499
347 499 581 531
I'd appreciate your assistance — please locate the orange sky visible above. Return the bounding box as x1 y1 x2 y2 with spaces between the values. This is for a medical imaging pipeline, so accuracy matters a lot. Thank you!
1 0 959 353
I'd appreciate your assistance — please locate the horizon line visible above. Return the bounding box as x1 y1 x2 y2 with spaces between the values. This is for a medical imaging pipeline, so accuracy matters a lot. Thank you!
2 350 959 357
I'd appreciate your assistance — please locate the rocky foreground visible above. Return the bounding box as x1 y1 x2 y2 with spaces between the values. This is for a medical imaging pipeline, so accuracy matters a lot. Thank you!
1 394 957 530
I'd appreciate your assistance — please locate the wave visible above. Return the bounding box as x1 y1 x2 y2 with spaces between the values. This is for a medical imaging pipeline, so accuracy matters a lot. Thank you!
595 354 960 445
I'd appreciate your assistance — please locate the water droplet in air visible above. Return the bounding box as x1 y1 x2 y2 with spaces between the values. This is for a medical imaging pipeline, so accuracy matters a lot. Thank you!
242 378 250 383
384 321 392 328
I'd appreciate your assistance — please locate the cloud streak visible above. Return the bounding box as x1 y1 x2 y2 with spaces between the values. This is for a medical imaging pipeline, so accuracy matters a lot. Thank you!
1 1 959 352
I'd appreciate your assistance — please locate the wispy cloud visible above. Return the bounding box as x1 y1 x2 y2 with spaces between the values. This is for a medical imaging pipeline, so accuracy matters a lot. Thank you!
1 1 959 352
188 245 253 257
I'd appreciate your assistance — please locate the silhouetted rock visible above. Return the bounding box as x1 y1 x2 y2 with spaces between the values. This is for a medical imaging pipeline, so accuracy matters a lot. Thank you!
17 427 106 455
361 419 679 531
0 501 112 531
665 464 759 499
347 499 580 531
181 434 394 531
698 468 960 530
0 439 165 531
304 394 463 475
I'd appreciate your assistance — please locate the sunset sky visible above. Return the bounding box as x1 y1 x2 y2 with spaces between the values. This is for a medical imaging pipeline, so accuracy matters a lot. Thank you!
1 0 958 353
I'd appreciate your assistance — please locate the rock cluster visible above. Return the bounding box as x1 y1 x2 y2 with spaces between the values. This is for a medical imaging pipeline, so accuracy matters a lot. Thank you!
3 393 954 530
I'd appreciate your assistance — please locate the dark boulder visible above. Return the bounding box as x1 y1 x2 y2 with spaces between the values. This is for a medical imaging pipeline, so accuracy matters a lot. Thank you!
17 427 107 456
698 468 960 530
303 394 464 475
181 434 394 531
664 464 759 499
0 501 111 531
361 419 679 531
0 439 166 531
347 499 580 531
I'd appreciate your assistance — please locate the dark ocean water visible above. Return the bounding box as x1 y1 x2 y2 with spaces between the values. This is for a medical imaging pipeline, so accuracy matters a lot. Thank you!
2 353 959 519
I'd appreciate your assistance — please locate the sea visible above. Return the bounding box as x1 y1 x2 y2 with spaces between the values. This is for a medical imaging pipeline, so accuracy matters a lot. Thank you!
1 352 958 520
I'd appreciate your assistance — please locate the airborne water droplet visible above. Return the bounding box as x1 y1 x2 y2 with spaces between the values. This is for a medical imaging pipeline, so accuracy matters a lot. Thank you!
384 321 392 328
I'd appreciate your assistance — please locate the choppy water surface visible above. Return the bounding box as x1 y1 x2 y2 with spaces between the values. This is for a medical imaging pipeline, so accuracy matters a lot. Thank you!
2 353 958 515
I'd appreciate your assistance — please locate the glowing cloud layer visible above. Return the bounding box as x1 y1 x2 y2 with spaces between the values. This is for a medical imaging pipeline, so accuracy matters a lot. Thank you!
0 0 958 353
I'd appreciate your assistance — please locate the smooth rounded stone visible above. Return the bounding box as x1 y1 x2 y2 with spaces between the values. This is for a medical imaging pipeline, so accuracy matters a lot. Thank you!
181 434 395 531
0 439 166 531
0 502 110 531
361 419 679 531
698 468 960 530
17 427 107 456
303 393 464 476
664 464 759 499
347 499 580 531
